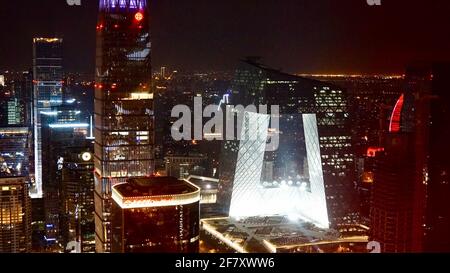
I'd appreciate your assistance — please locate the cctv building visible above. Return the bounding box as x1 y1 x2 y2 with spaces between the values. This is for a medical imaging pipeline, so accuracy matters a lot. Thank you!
219 59 354 228
94 0 154 252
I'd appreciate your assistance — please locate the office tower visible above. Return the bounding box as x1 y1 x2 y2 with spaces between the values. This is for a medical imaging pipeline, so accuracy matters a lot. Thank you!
41 104 93 249
32 38 63 199
0 127 31 178
227 112 329 228
425 63 450 252
165 154 208 179
370 88 425 252
185 175 220 218
370 131 417 252
0 177 32 253
111 176 200 253
60 148 95 253
40 104 90 249
94 0 154 252
219 59 355 226
0 72 33 127
370 66 429 252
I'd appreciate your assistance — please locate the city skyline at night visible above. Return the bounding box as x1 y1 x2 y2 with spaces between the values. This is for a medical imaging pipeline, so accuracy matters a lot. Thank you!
1 0 450 260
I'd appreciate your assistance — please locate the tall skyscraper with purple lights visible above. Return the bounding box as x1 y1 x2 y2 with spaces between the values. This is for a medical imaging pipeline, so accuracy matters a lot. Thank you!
94 0 154 253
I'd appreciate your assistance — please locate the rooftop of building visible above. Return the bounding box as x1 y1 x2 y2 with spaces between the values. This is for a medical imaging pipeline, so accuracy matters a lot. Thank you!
0 176 26 185
240 57 343 90
186 175 220 191
99 0 147 11
114 176 199 198
202 216 368 253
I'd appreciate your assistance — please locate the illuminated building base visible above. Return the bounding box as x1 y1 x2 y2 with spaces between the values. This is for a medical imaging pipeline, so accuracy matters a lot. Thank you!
201 217 367 253
229 113 329 229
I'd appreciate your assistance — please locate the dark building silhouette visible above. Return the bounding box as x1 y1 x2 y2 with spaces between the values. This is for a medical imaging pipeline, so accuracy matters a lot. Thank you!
369 63 450 253
425 63 450 252
371 132 418 252
60 147 95 253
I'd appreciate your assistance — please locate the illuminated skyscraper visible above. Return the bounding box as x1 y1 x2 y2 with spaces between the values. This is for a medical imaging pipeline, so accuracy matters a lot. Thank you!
60 148 95 253
111 177 200 253
94 0 154 252
40 105 90 249
0 72 33 128
0 127 31 179
0 177 31 253
32 38 63 199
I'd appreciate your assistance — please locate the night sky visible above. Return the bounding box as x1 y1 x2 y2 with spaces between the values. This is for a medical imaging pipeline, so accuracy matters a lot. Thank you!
1 0 450 74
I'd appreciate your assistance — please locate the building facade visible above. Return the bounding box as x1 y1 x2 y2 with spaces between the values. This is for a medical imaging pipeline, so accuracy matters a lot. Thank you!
111 177 200 253
370 65 431 253
165 154 208 179
425 63 450 252
32 38 64 199
0 127 31 179
60 148 95 253
219 59 355 226
0 177 31 253
94 0 154 252
39 104 90 249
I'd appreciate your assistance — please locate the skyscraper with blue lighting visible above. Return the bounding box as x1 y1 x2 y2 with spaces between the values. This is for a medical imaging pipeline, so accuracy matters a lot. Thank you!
32 38 63 199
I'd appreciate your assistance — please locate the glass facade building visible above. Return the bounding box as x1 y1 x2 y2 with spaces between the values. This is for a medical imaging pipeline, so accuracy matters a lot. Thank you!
32 38 63 199
219 59 355 226
227 112 329 228
60 148 95 253
94 0 154 252
0 127 30 178
38 105 91 250
111 177 200 253
0 71 33 128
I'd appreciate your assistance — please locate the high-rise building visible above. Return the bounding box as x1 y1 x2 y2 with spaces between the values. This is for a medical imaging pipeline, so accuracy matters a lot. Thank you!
111 176 200 253
39 104 90 250
32 38 63 199
0 177 32 253
425 63 450 252
219 59 355 226
60 148 95 253
165 154 208 179
94 0 154 252
161 66 166 79
370 133 418 252
0 127 31 179
226 112 329 228
370 65 430 253
0 72 33 127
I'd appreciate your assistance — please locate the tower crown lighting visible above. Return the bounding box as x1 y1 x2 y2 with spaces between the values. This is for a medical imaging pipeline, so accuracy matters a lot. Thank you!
99 0 146 11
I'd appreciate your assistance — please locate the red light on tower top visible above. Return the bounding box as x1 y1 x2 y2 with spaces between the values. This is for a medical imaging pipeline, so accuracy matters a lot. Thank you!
135 12 144 22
